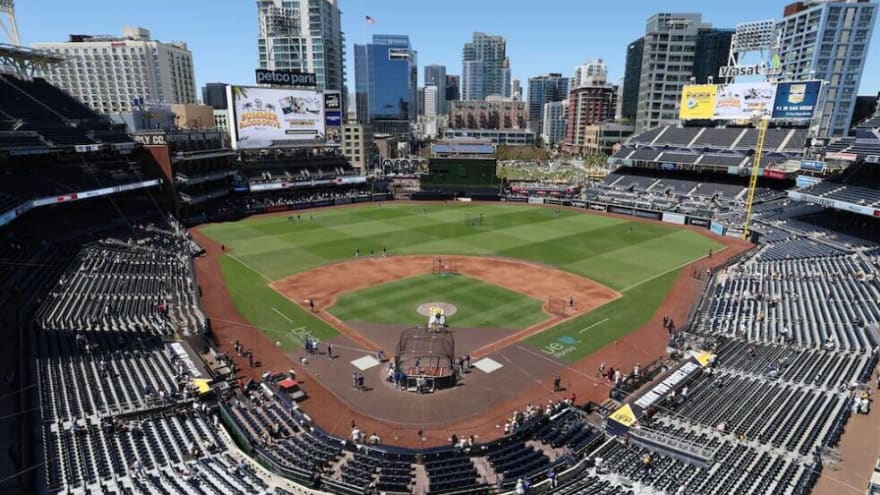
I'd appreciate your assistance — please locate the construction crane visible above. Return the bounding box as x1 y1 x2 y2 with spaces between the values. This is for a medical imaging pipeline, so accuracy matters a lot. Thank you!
742 115 770 241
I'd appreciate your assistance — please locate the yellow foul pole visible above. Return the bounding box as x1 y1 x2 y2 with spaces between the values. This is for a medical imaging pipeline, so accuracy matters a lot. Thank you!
742 117 769 241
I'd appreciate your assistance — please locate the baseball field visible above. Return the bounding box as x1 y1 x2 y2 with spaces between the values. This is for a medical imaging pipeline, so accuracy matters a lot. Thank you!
199 203 722 363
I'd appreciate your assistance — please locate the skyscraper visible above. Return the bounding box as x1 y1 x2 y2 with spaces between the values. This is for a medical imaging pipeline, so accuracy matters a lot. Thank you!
777 0 877 137
461 32 510 100
34 27 196 114
621 38 643 123
693 28 733 84
424 64 447 113
564 69 617 155
572 59 608 89
202 83 228 110
527 74 569 133
511 78 522 101
446 75 460 102
256 0 345 92
424 85 439 116
354 34 418 137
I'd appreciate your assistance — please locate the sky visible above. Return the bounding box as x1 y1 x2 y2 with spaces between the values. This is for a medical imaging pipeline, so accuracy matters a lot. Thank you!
12 0 880 98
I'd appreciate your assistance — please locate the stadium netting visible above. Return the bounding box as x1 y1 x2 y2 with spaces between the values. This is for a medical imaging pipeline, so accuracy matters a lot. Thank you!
395 326 455 379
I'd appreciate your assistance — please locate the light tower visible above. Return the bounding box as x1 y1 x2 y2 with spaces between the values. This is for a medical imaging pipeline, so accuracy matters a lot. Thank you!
0 0 20 46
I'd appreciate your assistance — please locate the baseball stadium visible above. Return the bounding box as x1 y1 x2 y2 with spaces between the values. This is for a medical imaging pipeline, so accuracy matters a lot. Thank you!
2 3 880 495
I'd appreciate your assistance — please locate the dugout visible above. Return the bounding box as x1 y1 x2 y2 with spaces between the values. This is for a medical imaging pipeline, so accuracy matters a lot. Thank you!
395 326 456 392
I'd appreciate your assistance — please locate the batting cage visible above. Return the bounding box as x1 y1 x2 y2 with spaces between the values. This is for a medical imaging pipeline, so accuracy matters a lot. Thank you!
464 213 485 227
545 296 569 317
395 326 456 391
432 257 459 276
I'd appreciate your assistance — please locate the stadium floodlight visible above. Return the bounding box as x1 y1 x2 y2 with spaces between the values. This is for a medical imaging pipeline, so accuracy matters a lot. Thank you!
0 0 19 46
733 20 775 53
0 1 14 10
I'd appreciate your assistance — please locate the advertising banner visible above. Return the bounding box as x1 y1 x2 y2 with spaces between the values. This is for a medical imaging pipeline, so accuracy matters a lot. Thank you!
763 169 786 180
710 221 726 236
323 91 342 146
609 206 633 216
800 160 826 172
527 197 545 205
255 69 317 87
679 85 718 120
588 203 608 212
634 209 661 220
772 81 821 120
795 175 821 189
713 82 776 120
662 212 686 225
825 152 858 162
227 85 326 149
688 217 710 228
571 200 587 208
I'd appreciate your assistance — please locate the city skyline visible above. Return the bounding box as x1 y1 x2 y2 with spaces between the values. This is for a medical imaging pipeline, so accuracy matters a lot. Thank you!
14 0 880 101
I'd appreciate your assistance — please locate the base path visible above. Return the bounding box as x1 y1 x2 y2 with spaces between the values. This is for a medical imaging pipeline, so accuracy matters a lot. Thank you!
270 255 620 354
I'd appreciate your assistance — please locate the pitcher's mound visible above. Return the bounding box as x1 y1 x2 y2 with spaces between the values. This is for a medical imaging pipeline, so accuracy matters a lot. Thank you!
417 302 458 317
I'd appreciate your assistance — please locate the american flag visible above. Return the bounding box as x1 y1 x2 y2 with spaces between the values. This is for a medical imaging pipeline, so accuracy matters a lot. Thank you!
364 15 376 24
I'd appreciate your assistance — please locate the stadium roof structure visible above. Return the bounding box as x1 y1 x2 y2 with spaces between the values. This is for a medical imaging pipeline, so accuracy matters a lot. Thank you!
0 42 64 78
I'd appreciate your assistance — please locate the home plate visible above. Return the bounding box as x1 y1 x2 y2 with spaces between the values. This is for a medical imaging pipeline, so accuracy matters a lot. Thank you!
474 358 503 374
351 355 381 371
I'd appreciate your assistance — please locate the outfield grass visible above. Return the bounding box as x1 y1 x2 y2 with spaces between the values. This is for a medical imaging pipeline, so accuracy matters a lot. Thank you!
329 274 546 329
201 203 722 359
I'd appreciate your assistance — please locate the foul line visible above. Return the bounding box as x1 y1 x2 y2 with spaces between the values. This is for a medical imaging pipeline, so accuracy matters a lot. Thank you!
226 252 273 283
272 307 293 323
618 245 728 293
578 318 609 334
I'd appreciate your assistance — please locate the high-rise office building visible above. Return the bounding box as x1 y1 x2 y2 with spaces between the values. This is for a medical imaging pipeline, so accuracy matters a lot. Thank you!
564 69 617 155
693 28 733 84
542 100 568 145
354 34 418 137
511 78 522 101
202 83 228 110
527 73 569 132
461 32 510 100
446 75 460 102
572 59 608 89
621 38 643 122
33 26 196 114
424 64 447 113
777 0 877 137
424 85 439 116
634 13 733 131
256 0 345 92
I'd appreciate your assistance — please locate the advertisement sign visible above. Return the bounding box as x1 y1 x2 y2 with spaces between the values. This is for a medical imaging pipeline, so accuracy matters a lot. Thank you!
679 85 718 120
662 212 686 225
800 160 826 172
325 111 342 127
825 152 858 162
771 81 821 120
795 175 821 189
527 197 545 205
227 85 326 149
255 69 317 87
688 217 710 228
718 64 767 78
713 82 776 120
323 92 341 110
323 90 342 146
788 190 879 217
710 221 726 236
588 203 607 212
763 169 786 180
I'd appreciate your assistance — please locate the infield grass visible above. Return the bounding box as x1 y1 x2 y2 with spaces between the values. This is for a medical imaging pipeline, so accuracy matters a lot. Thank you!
201 203 722 360
329 274 546 329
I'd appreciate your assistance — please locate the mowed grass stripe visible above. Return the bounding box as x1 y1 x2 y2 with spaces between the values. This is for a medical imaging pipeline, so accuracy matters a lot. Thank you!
217 255 340 349
201 203 723 356
329 274 545 329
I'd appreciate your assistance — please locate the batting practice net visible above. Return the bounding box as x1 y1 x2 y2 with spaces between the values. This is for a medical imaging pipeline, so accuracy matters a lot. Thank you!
546 296 568 317
395 326 455 380
432 258 458 275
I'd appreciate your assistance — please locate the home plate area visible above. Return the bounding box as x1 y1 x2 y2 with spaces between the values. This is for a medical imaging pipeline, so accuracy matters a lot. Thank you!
473 357 504 374
351 355 381 371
